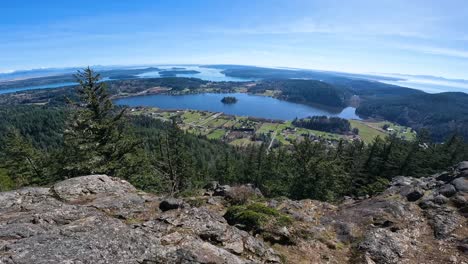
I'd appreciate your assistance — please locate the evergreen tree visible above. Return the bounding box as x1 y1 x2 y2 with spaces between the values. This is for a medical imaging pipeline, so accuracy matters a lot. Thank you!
0 129 43 186
157 118 194 195
62 67 139 177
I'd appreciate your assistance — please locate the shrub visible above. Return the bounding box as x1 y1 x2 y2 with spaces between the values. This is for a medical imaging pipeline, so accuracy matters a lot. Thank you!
224 203 292 232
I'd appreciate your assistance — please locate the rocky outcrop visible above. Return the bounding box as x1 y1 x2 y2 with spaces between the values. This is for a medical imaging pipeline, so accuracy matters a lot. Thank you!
1 162 467 264
0 175 279 264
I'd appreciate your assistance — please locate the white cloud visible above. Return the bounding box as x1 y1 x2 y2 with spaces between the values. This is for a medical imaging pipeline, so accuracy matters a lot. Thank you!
396 44 468 59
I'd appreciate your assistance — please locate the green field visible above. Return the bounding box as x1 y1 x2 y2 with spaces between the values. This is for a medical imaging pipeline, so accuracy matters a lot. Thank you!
133 108 415 148
205 118 228 128
256 123 278 134
350 120 388 144
350 120 416 144
207 129 226 140
366 121 416 141
182 111 206 124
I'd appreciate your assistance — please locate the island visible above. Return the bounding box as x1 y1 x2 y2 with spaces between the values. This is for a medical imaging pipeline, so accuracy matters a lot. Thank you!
221 96 238 104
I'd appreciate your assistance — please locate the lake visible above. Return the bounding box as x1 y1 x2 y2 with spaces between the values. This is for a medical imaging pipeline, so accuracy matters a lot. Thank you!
114 93 361 120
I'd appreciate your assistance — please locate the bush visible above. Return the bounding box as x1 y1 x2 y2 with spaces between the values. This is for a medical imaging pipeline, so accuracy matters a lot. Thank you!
224 203 292 232
0 169 14 191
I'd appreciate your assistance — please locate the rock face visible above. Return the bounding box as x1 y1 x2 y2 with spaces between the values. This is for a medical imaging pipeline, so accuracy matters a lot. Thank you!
1 162 468 264
0 175 279 264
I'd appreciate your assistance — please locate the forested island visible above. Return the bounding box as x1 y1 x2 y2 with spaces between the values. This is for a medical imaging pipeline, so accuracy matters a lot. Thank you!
221 96 238 104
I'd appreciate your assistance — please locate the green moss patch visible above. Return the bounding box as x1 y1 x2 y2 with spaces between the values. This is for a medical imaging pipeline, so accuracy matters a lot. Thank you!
224 203 292 232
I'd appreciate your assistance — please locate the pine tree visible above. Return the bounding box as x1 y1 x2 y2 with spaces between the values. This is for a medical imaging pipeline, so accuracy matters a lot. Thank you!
62 67 139 177
157 118 194 195
1 129 43 186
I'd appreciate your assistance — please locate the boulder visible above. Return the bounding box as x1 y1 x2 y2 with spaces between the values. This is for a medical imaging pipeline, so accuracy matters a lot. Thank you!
452 177 468 192
159 198 183 211
213 185 232 196
52 175 136 202
0 176 281 264
457 161 468 171
426 209 463 239
406 188 424 202
203 181 219 191
432 194 449 205
451 193 468 208
359 229 408 264
438 184 457 197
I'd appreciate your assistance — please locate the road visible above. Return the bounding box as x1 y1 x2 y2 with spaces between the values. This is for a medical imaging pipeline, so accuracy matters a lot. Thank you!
267 129 278 152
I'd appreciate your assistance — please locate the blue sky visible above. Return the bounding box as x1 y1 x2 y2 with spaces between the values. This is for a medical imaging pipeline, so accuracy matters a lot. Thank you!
2 0 468 79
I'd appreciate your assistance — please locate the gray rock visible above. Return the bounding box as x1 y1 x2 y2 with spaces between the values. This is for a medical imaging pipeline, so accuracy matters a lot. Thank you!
435 171 454 182
451 193 468 208
203 181 219 191
213 185 232 196
159 198 183 211
432 194 449 205
438 184 457 197
52 175 136 202
406 188 424 202
457 161 468 171
426 209 462 239
392 176 413 187
0 176 280 264
457 238 468 254
359 229 408 264
452 177 468 192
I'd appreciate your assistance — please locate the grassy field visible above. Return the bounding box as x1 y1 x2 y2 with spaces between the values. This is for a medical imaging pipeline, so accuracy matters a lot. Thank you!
207 129 226 140
350 120 387 144
205 118 228 128
132 107 414 148
365 121 416 141
256 123 278 134
349 120 415 144
182 111 206 124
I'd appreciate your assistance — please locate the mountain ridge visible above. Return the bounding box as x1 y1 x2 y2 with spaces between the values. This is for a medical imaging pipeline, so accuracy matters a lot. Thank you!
0 162 467 263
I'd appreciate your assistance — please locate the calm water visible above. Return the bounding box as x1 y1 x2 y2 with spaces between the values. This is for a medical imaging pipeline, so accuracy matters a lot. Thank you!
0 82 77 95
0 77 112 95
115 93 361 120
0 67 252 95
136 66 257 82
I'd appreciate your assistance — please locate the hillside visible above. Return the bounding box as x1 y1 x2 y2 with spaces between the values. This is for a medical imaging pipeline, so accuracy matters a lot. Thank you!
250 79 350 108
357 92 468 141
0 162 466 263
